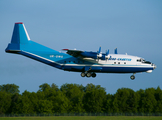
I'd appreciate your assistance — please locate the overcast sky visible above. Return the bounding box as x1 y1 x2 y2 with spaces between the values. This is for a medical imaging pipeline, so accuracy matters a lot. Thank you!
1 0 162 94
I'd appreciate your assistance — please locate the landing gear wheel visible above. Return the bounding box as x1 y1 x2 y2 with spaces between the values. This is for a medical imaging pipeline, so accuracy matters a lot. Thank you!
86 72 91 77
130 75 135 80
92 73 96 78
81 72 86 77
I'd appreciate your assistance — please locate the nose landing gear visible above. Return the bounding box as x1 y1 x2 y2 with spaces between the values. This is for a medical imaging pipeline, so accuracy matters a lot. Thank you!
130 73 135 80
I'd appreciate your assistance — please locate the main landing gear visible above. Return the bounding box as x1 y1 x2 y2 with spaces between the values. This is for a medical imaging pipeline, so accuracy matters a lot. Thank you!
81 72 96 78
130 73 135 80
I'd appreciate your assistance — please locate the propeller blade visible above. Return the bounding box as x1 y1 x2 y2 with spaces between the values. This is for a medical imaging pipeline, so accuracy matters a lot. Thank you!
98 46 101 54
114 48 118 54
105 49 110 60
97 46 102 61
106 49 109 56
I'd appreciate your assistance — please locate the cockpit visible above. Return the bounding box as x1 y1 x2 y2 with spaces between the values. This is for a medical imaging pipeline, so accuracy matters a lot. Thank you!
137 59 152 64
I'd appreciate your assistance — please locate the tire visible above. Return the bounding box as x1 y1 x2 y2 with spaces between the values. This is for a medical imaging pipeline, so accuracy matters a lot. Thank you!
81 72 86 77
130 75 135 80
92 73 96 78
86 72 91 77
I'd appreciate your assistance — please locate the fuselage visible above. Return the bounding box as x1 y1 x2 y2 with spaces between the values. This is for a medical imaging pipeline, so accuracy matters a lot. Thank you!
23 49 155 74
47 53 156 73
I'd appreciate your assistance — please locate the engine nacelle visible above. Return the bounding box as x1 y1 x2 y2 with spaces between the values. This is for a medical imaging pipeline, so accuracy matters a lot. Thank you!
97 53 102 58
105 55 110 60
80 51 98 59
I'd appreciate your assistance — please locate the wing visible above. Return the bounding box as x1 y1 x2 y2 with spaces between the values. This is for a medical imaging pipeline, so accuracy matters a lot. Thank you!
62 49 84 57
63 47 110 60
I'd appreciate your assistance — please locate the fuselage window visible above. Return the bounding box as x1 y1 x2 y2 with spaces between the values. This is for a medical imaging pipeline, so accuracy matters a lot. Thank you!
64 61 66 63
73 61 75 63
137 59 141 62
114 62 116 64
69 61 71 63
118 62 120 64
78 61 80 64
124 62 126 64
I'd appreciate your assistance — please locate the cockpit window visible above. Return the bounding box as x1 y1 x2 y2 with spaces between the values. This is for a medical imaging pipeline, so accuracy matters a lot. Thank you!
137 59 151 64
143 61 151 64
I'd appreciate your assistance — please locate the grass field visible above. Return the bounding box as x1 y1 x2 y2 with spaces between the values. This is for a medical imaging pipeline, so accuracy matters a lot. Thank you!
0 116 162 120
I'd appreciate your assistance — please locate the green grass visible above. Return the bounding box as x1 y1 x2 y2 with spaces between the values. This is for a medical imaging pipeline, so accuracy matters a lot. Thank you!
0 116 162 120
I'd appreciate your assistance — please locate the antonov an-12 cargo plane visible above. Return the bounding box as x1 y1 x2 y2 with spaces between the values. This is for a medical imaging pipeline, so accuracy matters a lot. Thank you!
5 23 156 80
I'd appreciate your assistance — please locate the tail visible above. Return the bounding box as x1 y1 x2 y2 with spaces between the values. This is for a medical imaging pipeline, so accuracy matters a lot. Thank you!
5 22 28 53
5 22 56 53
5 22 63 69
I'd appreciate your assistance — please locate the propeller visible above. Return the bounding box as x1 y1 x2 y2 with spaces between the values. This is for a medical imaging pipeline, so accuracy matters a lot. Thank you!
97 46 102 59
105 49 110 60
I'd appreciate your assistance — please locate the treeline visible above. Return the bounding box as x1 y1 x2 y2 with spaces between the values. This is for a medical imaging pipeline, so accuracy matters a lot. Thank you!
0 83 162 114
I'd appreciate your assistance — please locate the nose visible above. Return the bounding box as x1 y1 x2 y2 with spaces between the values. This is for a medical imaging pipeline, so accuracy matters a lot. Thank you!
153 64 157 69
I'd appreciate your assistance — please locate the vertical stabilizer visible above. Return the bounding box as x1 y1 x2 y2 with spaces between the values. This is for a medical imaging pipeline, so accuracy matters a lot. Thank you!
6 22 59 54
11 22 30 44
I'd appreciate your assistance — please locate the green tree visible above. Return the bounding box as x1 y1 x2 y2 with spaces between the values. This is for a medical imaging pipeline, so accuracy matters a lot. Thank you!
112 95 119 113
60 83 85 113
0 84 19 94
137 89 145 113
36 100 53 114
38 83 70 113
20 90 35 114
104 94 113 113
114 88 139 113
83 83 106 113
9 93 22 114
39 83 51 92
0 91 12 114
28 92 41 113
144 88 157 113
155 86 162 113
47 89 70 113
137 88 157 113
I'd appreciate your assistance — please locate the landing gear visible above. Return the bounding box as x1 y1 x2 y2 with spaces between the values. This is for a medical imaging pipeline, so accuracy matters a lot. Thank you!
80 72 96 78
86 72 91 77
130 73 135 80
130 75 135 80
92 73 96 78
81 72 86 77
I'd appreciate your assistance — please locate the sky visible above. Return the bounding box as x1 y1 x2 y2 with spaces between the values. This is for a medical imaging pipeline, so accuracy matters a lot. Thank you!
0 0 162 94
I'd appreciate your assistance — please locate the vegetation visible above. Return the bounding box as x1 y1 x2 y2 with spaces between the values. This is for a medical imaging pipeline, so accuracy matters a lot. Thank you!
1 116 162 120
0 83 162 114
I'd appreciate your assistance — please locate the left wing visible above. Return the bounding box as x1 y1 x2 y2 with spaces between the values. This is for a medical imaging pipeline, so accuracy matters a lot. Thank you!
63 47 110 60
62 49 84 57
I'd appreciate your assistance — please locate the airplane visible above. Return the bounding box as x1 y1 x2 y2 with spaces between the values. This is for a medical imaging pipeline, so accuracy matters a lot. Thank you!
5 22 156 80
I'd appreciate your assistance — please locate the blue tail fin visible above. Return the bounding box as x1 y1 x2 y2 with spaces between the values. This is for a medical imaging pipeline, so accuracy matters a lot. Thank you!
11 22 30 44
5 22 58 53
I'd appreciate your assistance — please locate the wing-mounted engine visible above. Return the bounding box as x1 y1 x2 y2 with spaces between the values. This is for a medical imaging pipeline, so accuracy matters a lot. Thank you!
105 49 110 60
97 46 102 59
63 46 110 61
80 46 110 61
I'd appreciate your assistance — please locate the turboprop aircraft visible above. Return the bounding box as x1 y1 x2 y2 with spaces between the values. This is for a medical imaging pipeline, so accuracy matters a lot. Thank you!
5 22 156 80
